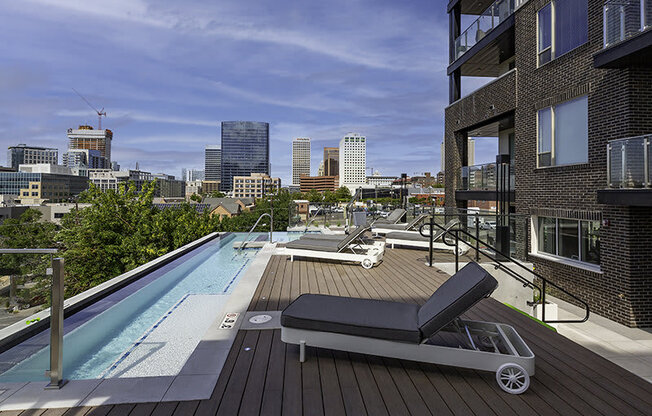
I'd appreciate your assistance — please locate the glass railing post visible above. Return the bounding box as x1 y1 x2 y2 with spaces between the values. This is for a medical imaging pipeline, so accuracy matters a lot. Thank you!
645 137 650 187
46 257 67 389
621 142 626 188
604 5 609 47
641 0 646 30
607 143 612 187
620 5 626 42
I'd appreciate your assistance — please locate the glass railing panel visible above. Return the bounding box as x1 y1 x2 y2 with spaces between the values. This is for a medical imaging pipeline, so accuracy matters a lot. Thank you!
453 0 515 61
607 135 650 188
603 0 648 47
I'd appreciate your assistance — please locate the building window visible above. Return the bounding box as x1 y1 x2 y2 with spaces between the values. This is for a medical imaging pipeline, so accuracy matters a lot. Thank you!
537 95 588 167
536 217 600 265
537 1 588 66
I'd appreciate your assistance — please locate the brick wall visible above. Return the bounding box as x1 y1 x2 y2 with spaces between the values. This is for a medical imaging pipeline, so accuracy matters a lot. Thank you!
444 0 652 326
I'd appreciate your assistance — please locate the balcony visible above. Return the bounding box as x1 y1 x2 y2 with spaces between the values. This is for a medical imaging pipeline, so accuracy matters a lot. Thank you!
453 0 515 62
456 162 515 201
594 0 652 67
598 135 652 205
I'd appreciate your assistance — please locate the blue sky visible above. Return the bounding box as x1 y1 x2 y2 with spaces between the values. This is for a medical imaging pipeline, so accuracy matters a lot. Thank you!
0 0 495 184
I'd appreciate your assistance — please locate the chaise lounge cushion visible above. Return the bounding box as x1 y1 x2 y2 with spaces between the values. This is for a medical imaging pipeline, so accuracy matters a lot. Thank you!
418 262 498 338
281 294 421 343
285 239 341 252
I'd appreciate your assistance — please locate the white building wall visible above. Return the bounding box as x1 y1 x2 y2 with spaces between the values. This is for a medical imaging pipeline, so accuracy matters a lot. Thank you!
338 133 366 191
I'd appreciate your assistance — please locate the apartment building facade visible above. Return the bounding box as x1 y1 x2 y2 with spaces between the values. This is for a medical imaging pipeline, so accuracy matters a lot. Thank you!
444 0 652 326
299 175 339 192
232 173 281 199
7 145 58 170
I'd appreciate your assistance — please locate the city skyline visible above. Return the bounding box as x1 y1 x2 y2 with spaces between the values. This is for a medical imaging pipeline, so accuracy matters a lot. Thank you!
0 0 497 185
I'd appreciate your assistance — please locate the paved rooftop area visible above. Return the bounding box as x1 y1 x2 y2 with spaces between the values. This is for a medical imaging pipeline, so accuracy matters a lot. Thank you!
0 248 651 415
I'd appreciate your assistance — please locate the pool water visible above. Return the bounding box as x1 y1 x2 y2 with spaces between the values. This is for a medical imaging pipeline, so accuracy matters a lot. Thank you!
0 232 294 382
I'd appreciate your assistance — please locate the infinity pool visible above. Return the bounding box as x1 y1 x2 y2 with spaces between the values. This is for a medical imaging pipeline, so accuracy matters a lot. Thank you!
0 232 302 382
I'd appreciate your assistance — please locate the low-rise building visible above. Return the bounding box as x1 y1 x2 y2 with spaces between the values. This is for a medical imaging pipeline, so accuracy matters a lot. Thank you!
366 175 398 187
88 169 152 193
153 174 185 198
7 145 58 170
202 180 220 195
0 164 89 204
233 173 280 199
185 180 203 199
299 175 338 193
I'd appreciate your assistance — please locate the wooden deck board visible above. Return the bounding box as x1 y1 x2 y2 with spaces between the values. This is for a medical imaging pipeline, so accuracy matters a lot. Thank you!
3 247 652 416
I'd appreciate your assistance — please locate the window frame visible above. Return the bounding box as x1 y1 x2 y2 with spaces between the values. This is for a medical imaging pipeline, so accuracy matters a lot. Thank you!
534 216 600 266
537 2 554 66
536 95 588 167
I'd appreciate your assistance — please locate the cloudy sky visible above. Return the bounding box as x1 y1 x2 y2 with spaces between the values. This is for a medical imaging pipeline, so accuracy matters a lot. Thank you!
0 0 496 184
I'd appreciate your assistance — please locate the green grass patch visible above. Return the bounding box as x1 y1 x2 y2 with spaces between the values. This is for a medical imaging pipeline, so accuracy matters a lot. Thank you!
503 303 557 332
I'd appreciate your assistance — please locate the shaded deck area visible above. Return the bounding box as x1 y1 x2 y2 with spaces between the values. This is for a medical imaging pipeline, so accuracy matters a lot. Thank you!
3 248 652 415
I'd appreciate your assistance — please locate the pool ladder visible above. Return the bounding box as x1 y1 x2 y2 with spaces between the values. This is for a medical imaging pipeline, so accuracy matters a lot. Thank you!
238 213 273 252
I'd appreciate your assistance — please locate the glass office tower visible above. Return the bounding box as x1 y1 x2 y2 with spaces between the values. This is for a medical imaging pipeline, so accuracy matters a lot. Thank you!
220 121 270 192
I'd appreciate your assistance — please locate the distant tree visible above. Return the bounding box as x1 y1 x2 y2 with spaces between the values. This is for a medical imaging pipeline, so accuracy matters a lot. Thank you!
323 190 338 204
0 209 58 307
306 189 323 203
189 193 202 202
207 191 226 198
335 186 352 201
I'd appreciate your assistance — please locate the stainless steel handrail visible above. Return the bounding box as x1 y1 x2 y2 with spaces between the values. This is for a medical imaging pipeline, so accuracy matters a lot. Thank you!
0 248 67 389
238 213 273 251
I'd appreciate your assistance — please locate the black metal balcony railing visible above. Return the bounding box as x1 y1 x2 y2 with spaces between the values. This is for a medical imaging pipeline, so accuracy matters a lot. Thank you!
603 0 652 47
453 0 515 61
607 135 651 188
457 162 515 191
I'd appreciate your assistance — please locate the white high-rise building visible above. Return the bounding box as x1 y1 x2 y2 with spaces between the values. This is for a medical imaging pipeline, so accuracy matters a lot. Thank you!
291 137 311 186
338 133 366 190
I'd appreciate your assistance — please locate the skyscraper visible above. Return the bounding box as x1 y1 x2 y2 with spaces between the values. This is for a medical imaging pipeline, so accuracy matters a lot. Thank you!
7 144 58 169
67 125 112 167
291 137 311 186
323 147 339 176
205 146 221 182
220 121 269 192
338 133 366 190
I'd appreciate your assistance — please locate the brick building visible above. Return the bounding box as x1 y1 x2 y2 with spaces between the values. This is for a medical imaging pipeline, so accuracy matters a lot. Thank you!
444 0 652 326
299 175 339 193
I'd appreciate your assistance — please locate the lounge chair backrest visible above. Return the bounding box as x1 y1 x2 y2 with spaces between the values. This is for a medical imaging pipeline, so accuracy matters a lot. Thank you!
428 219 459 241
406 213 428 229
417 262 498 338
337 226 369 250
386 209 406 224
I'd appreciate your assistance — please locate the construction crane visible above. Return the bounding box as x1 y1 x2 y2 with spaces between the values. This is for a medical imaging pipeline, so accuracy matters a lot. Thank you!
72 88 106 130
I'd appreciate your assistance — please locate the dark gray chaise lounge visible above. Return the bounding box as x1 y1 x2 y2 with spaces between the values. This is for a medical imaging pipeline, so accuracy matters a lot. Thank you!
281 262 535 394
298 225 369 242
371 208 407 225
372 213 429 234
278 226 384 268
385 219 471 254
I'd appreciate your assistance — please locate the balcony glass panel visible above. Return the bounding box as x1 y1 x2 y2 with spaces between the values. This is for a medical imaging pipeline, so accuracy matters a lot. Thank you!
607 135 650 188
457 162 514 191
453 0 516 61
603 0 651 47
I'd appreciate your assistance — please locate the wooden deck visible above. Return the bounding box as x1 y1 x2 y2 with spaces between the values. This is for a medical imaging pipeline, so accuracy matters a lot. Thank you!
3 249 652 415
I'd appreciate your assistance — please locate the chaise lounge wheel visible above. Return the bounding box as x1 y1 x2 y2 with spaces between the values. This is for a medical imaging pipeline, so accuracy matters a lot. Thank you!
496 363 530 394
361 258 373 269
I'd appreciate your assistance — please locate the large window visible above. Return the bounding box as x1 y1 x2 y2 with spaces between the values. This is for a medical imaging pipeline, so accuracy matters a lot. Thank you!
537 0 588 66
536 217 600 265
537 95 588 167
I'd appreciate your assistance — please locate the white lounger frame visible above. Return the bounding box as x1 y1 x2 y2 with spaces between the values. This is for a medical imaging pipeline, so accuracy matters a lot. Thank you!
373 224 409 235
282 318 535 394
385 236 472 255
277 241 385 269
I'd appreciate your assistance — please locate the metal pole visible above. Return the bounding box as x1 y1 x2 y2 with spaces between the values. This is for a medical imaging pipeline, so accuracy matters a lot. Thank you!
454 230 459 272
541 280 547 323
46 257 67 389
428 216 434 267
475 213 480 261
270 198 274 242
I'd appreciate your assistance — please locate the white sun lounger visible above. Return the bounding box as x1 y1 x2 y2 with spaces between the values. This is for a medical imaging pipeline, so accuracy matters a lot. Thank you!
281 262 535 394
372 213 428 235
277 226 384 269
385 219 471 255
